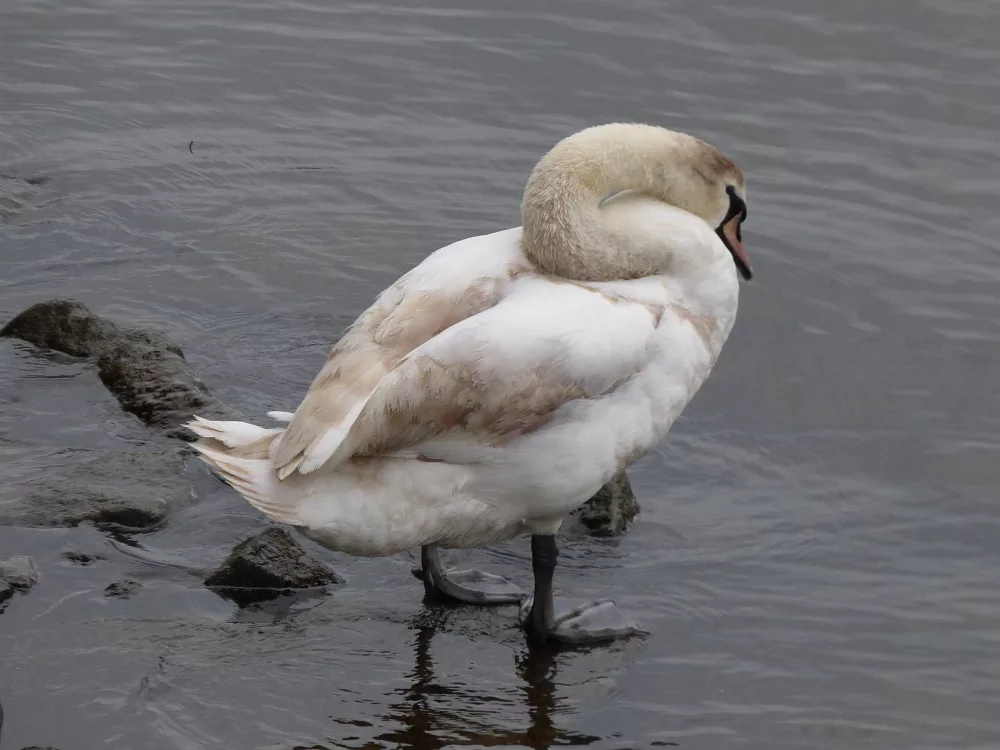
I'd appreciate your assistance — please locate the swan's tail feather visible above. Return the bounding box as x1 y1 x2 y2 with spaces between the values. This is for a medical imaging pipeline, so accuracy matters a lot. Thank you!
187 415 282 455
185 417 307 526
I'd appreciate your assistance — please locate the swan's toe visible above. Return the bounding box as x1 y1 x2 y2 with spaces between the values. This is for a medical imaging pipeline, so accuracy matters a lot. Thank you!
421 566 524 605
519 594 649 644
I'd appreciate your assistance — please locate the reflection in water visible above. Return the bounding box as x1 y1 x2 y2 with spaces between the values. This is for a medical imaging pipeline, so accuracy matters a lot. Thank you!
372 613 600 750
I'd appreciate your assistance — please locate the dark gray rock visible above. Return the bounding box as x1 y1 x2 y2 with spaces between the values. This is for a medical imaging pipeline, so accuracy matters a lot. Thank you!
61 550 107 565
1 299 116 357
0 557 38 589
3 449 193 530
95 332 231 440
104 579 141 599
2 298 235 438
568 472 639 536
0 556 38 606
205 527 342 606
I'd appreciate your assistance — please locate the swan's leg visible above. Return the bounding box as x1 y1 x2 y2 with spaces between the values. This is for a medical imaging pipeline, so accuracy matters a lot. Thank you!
417 544 524 605
521 534 648 645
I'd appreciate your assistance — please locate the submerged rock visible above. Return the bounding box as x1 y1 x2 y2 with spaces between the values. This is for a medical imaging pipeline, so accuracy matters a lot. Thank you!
568 472 639 536
2 298 234 438
61 550 107 565
0 171 47 223
205 527 343 606
0 556 39 606
3 449 193 530
104 579 141 599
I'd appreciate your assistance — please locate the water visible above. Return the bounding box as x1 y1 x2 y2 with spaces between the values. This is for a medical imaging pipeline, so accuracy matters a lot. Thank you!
2 0 999 747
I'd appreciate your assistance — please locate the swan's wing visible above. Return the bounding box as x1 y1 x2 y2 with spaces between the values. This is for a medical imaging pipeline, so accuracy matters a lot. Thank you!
269 230 528 478
279 275 663 475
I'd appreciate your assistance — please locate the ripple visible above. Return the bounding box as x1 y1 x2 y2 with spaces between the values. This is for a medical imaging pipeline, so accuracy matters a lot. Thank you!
2 0 1000 747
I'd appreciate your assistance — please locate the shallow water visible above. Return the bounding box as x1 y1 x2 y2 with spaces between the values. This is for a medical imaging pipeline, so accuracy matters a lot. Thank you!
2 0 1000 748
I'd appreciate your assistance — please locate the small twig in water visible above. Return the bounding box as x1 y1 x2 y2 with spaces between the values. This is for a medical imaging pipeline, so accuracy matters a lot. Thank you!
188 140 194 154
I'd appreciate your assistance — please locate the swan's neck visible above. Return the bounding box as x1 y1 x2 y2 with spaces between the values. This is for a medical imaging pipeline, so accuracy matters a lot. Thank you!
520 124 719 282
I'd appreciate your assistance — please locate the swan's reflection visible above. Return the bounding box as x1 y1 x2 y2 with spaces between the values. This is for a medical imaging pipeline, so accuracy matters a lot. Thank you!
374 608 600 750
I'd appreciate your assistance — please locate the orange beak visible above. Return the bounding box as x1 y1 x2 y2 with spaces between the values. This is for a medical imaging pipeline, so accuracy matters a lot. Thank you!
718 214 752 281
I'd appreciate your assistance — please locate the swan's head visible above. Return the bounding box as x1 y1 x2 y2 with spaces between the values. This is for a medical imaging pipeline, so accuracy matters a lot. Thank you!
644 127 752 281
522 122 753 282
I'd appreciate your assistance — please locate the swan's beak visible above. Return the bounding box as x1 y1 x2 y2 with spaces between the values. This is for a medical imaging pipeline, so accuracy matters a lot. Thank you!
717 215 752 281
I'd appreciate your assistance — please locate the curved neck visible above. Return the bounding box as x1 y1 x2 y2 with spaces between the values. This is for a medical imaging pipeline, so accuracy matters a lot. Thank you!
520 124 715 282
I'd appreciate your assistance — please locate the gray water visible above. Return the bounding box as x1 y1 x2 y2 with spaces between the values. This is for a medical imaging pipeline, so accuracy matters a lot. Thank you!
2 0 1000 748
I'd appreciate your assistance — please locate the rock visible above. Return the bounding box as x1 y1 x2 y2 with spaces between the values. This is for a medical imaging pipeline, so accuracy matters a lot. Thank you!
568 472 639 536
2 298 235 438
0 557 39 589
1 299 116 357
4 449 194 530
94 332 231 440
205 527 342 606
0 556 38 606
104 579 141 599
61 550 107 565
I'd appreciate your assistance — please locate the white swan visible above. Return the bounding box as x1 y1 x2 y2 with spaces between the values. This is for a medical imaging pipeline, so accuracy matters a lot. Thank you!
187 122 751 644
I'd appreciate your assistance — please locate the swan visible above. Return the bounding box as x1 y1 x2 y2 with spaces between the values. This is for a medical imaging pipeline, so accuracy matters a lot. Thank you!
187 122 751 644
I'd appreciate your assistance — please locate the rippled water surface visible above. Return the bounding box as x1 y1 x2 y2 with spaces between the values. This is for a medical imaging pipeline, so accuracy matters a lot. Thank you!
3 0 1000 748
